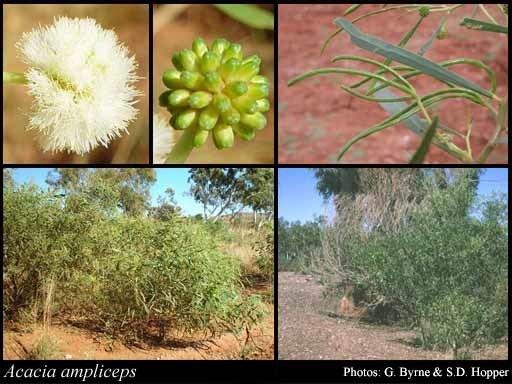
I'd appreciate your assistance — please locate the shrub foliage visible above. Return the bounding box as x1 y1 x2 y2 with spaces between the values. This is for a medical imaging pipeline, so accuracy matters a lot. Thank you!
279 169 508 354
3 183 265 341
278 217 323 272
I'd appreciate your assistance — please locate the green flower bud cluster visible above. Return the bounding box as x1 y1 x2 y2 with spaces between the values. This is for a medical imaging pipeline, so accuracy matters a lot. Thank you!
160 37 270 149
418 6 430 18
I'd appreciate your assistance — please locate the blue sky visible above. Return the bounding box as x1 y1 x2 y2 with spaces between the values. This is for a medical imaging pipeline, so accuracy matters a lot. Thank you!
10 168 204 216
278 168 332 223
279 168 508 222
7 168 508 220
153 168 203 215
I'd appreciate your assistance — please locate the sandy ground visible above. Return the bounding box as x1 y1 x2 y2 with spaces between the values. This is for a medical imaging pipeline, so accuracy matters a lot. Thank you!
278 4 508 164
4 304 273 360
278 272 507 360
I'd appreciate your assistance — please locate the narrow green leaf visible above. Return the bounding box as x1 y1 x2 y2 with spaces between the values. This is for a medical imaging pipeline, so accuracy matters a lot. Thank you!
321 28 342 54
337 89 477 162
338 82 413 102
410 116 439 164
288 67 412 95
366 58 497 96
460 17 508 34
344 4 362 16
375 87 464 137
366 13 426 94
334 18 495 99
214 4 274 30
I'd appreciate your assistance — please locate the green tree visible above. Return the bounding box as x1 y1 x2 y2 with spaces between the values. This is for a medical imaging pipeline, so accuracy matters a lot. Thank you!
312 168 360 200
113 169 157 216
150 187 181 221
317 168 506 353
242 168 274 227
188 168 246 220
3 169 15 190
46 168 156 216
278 216 324 271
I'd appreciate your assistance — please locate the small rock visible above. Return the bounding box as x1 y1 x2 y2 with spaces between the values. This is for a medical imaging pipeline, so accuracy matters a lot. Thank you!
64 354 73 360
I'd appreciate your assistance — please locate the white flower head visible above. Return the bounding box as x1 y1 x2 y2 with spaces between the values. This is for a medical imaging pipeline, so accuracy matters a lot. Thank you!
153 113 174 164
16 17 141 155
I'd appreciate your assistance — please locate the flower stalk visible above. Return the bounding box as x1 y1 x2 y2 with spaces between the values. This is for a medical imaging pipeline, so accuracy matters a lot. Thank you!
165 127 196 164
3 71 27 85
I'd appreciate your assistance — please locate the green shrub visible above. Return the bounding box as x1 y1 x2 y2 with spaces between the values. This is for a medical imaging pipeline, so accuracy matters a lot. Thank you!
278 217 323 272
3 185 63 320
3 184 265 341
347 186 507 351
253 223 274 281
201 218 233 242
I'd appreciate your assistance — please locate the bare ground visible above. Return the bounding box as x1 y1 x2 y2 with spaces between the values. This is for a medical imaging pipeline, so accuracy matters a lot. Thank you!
4 280 274 361
3 306 273 360
278 272 507 360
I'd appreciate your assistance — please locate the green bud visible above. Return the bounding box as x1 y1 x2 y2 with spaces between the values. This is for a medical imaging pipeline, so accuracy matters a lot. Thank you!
233 124 256 141
255 98 270 113
192 37 208 58
189 91 212 109
159 90 172 107
419 6 430 17
250 75 270 85
175 109 197 130
232 94 258 114
172 52 184 71
180 71 204 90
224 81 248 98
213 123 234 149
168 89 190 107
198 106 219 131
221 107 241 126
200 52 221 73
164 37 270 148
162 69 182 89
203 71 223 93
178 49 198 71
228 61 260 82
219 58 242 80
213 94 231 113
193 129 209 148
436 23 448 40
240 112 266 131
211 38 230 57
242 54 262 66
247 83 269 99
222 43 243 62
